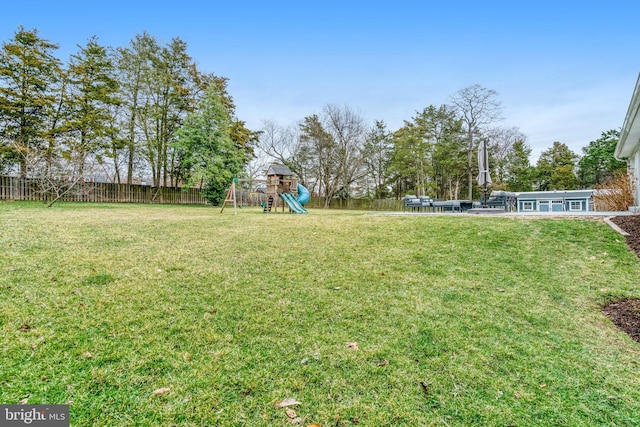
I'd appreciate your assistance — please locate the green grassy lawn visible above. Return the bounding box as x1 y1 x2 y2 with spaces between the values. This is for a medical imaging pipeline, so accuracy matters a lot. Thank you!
1 202 640 426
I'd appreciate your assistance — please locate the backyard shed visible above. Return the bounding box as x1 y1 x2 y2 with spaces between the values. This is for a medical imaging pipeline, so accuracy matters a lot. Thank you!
515 190 594 213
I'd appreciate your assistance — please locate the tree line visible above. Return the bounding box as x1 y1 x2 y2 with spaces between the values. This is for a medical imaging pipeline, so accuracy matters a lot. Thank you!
0 27 626 206
0 27 257 205
255 87 625 206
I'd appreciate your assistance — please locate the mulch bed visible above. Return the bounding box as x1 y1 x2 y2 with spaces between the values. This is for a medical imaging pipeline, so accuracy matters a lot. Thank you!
602 216 640 343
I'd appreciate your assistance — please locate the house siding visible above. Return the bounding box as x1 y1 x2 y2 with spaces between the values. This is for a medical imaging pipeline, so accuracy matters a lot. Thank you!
614 73 640 209
515 191 592 213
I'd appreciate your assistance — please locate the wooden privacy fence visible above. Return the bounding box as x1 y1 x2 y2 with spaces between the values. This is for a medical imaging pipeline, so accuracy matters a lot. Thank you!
0 176 207 205
230 195 404 211
229 194 403 211
306 197 403 211
0 175 408 210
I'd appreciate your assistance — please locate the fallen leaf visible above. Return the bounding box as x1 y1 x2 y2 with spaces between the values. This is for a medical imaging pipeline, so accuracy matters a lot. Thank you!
18 396 30 405
290 417 302 424
275 397 301 408
19 324 31 332
377 359 389 367
153 387 171 396
209 308 218 315
420 381 431 394
539 383 547 388
307 424 322 427
346 342 359 350
285 408 297 419
300 357 309 364
84 351 93 359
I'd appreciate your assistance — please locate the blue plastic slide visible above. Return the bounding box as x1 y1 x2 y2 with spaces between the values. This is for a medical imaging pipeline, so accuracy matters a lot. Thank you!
280 193 308 214
297 183 310 205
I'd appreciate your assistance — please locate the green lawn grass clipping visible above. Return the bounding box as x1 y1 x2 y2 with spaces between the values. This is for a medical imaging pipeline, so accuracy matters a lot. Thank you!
1 203 640 426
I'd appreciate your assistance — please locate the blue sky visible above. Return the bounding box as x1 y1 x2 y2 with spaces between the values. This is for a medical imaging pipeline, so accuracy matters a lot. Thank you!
2 1 639 161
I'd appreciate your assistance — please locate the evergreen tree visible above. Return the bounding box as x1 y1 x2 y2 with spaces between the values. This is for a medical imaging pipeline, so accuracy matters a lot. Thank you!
0 27 61 176
578 129 626 187
138 38 206 187
504 140 534 191
230 118 260 165
428 106 465 199
174 83 249 205
63 36 120 176
390 110 436 197
535 141 579 190
390 105 463 199
362 120 392 198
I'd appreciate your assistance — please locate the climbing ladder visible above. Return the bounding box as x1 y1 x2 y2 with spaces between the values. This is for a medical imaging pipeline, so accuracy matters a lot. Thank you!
263 195 274 213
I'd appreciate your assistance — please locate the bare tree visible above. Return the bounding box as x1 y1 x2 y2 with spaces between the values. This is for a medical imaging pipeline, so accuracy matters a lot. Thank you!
258 105 368 206
23 148 97 207
486 126 527 184
244 155 269 181
322 104 368 197
450 84 502 200
294 105 368 207
257 119 317 191
258 120 300 167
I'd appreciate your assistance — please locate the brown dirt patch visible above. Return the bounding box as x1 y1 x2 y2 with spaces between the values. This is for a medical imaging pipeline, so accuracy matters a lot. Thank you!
603 215 640 343
601 299 640 343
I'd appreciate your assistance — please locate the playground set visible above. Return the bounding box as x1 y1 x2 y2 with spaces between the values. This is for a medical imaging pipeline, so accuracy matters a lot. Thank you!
220 164 310 214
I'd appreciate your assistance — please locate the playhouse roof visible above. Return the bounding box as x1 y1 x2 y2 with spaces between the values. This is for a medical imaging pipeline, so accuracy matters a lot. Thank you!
267 164 294 176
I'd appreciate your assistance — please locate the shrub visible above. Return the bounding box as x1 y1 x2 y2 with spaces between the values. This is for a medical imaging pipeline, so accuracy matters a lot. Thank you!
592 170 635 211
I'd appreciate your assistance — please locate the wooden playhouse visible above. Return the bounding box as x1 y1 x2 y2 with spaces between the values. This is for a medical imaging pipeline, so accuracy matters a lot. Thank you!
264 164 299 212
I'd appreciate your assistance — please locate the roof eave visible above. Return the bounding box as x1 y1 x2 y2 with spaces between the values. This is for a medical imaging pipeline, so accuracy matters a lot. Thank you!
616 73 640 160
